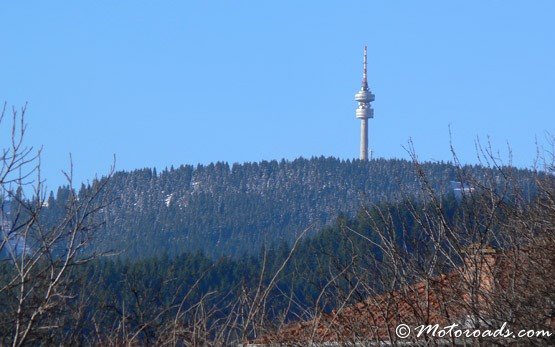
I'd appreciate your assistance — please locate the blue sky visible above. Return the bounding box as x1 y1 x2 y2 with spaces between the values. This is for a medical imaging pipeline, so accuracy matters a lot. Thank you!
2 1 554 190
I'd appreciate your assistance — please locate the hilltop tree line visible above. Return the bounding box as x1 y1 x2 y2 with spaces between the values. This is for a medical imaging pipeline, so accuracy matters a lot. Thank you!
44 157 536 259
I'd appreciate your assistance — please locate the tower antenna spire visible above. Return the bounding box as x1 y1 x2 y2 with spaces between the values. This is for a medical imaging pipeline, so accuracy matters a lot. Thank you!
362 45 368 87
354 45 375 161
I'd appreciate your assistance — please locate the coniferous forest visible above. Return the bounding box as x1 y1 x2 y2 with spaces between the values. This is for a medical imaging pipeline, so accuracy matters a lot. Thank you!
42 157 537 259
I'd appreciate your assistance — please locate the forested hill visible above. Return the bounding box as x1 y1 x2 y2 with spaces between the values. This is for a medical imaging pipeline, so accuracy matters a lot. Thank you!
44 156 534 259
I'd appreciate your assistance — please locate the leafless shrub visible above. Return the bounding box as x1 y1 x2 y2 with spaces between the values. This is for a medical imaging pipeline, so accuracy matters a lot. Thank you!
0 104 113 346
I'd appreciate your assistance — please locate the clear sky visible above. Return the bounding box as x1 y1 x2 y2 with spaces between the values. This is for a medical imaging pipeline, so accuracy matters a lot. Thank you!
2 1 554 190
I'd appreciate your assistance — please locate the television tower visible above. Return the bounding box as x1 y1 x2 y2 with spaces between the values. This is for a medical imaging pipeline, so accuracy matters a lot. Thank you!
354 46 375 161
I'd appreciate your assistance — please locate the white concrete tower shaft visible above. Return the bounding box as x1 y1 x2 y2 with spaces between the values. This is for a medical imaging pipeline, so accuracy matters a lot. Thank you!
354 46 375 161
360 118 368 160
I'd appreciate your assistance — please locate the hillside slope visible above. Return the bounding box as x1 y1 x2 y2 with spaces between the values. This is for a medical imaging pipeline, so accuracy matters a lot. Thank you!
44 156 535 259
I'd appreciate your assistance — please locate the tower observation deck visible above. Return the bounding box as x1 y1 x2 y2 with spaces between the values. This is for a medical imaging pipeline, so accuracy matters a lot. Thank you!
354 46 375 161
